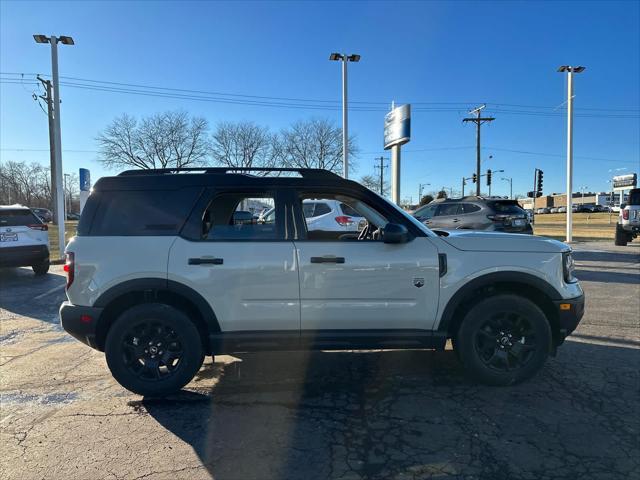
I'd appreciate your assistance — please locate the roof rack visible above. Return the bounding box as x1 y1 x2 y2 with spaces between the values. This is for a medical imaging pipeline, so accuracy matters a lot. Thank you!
118 167 342 180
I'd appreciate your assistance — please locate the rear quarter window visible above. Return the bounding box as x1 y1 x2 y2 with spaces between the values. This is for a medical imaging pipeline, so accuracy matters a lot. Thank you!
88 187 202 236
628 189 640 206
0 209 39 226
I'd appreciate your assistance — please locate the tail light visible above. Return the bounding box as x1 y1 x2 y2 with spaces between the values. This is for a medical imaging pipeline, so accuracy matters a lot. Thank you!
622 209 629 220
28 224 48 231
335 216 354 226
486 214 508 223
64 252 75 289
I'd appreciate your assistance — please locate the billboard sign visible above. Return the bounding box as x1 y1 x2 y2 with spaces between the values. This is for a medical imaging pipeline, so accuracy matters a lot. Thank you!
384 104 411 150
612 173 637 191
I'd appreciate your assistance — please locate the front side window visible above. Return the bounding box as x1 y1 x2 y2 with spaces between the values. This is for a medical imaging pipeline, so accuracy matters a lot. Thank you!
298 194 388 241
202 192 279 240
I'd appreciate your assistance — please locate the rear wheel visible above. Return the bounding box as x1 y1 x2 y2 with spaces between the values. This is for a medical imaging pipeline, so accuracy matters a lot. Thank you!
105 303 204 397
456 294 552 386
32 260 50 275
614 225 628 246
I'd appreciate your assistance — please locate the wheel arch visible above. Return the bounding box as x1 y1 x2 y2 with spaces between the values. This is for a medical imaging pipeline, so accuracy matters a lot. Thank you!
93 278 219 353
438 271 563 344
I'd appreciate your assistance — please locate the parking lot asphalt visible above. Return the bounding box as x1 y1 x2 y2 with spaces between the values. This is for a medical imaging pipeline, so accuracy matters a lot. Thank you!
1 241 638 480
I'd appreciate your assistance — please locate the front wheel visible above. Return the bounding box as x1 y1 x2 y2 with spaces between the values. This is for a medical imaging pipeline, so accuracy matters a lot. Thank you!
105 303 205 397
456 294 552 386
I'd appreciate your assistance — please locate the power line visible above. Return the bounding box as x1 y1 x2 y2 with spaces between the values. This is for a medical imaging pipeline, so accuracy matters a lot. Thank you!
1 72 638 116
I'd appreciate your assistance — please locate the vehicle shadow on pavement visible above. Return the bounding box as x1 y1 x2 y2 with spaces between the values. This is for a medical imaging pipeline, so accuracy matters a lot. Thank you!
0 267 66 324
575 269 640 285
572 250 640 263
141 342 639 480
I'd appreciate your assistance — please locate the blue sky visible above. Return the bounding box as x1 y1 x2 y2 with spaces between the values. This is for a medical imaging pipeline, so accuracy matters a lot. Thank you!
1 0 638 201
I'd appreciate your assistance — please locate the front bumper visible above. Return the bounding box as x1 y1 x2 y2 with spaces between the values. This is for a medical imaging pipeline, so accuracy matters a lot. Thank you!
59 301 103 350
0 244 49 267
553 293 585 343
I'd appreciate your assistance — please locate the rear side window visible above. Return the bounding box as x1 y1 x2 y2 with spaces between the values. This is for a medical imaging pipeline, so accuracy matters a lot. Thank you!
203 192 279 240
313 203 332 216
340 203 361 217
0 209 39 226
436 204 460 216
89 188 201 236
629 189 640 206
460 203 481 214
488 201 525 215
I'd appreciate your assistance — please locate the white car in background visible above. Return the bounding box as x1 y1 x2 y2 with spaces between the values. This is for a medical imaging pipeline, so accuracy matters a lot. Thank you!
261 199 365 233
0 205 50 275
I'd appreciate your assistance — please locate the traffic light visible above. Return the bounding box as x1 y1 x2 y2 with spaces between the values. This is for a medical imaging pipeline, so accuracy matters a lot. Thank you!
472 173 477 183
537 170 544 194
486 169 492 186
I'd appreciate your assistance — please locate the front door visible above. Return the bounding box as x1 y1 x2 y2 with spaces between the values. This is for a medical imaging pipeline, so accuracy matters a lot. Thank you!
292 192 440 331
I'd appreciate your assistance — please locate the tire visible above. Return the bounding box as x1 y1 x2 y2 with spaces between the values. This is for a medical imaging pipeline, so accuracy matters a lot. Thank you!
456 294 552 386
32 260 50 275
614 225 628 246
105 303 205 397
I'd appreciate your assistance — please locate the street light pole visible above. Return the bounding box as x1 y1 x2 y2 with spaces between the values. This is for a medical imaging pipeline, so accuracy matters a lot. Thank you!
330 53 360 179
34 34 74 260
558 65 585 243
501 177 513 199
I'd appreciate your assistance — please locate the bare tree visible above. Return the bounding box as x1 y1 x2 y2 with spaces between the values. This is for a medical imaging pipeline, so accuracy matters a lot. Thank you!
210 122 278 170
359 174 389 196
280 118 357 174
0 160 78 209
97 111 210 170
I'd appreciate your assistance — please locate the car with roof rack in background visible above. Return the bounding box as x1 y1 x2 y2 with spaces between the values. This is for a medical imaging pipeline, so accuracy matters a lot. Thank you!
59 167 583 397
615 188 640 246
0 205 50 275
413 196 533 234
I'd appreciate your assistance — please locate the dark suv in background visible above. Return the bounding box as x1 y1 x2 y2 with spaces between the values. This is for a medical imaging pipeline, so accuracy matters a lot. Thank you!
413 197 533 234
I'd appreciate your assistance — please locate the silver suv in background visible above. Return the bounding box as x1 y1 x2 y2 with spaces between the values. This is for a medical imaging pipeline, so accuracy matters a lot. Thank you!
413 197 533 234
615 188 640 246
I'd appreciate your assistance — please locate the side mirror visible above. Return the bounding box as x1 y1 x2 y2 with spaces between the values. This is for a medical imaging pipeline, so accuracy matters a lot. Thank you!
383 223 409 244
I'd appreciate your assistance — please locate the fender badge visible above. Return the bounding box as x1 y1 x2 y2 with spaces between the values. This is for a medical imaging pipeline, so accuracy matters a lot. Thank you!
413 277 425 288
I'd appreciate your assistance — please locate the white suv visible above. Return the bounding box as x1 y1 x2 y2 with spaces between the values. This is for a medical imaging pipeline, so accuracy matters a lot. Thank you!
59 168 584 396
261 199 365 234
0 205 50 275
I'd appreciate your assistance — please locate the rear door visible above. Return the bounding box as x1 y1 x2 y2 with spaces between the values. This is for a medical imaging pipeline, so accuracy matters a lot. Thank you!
432 203 461 229
168 188 300 332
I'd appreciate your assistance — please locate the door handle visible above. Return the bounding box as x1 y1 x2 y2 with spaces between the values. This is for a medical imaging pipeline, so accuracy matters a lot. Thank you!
310 256 345 264
452 218 460 223
188 257 224 265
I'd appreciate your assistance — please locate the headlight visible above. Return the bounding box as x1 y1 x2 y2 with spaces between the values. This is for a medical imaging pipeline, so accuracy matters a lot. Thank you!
563 251 577 283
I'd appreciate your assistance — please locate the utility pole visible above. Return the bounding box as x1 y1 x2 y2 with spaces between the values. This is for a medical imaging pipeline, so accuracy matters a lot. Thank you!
418 183 430 203
37 75 58 221
501 176 513 199
557 65 585 243
463 105 495 196
374 156 388 196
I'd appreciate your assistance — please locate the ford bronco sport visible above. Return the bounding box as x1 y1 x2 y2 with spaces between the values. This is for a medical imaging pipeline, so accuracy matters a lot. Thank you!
614 188 640 246
59 168 584 396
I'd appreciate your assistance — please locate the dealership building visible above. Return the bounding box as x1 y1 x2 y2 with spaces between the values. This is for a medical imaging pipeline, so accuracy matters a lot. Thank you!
518 192 628 210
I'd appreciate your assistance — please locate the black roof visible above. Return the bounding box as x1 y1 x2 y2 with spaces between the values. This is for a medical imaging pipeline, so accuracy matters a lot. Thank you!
94 167 357 191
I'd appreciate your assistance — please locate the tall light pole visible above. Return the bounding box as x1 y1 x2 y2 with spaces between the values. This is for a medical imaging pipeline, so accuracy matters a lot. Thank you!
329 52 360 179
418 183 430 203
63 173 71 216
501 176 513 199
34 34 74 260
558 65 585 243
